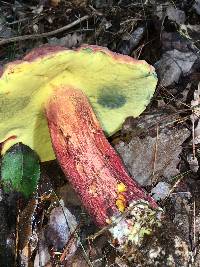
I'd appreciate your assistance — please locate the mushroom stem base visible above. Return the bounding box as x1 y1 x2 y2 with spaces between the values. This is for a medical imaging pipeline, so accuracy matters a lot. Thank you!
109 200 162 249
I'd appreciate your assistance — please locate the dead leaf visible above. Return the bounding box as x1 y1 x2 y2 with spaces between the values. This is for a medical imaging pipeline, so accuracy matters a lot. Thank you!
0 14 14 38
161 32 193 53
48 33 84 48
44 206 78 251
166 6 186 25
193 0 200 15
34 231 51 267
187 154 199 173
115 112 190 185
50 0 61 7
155 49 198 87
18 198 38 251
118 26 145 55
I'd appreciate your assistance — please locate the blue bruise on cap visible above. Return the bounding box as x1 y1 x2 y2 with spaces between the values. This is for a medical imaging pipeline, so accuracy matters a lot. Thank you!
97 87 126 109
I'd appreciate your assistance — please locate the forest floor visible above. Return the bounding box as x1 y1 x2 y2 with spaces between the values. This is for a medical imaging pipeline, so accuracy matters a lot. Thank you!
1 0 200 266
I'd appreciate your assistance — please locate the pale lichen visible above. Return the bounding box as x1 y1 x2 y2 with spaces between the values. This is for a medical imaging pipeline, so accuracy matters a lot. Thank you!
109 200 162 248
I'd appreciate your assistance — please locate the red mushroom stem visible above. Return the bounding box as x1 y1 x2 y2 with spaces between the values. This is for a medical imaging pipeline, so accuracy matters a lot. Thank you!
46 86 161 248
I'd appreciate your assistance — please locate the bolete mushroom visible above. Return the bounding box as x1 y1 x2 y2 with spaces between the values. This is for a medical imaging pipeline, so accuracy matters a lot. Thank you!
0 45 160 251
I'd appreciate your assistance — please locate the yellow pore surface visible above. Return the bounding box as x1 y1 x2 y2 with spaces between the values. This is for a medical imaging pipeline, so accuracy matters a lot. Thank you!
0 46 157 161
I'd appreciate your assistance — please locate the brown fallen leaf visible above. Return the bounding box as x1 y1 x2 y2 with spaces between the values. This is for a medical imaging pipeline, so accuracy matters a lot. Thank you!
50 0 61 7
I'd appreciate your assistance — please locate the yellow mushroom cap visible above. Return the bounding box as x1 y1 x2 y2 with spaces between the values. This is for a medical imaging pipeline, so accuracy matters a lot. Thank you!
0 45 157 161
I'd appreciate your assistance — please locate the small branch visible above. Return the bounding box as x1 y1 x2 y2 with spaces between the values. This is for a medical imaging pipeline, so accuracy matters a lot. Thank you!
0 15 90 46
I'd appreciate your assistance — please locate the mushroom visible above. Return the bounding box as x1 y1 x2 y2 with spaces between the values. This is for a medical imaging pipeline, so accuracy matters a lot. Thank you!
0 45 160 251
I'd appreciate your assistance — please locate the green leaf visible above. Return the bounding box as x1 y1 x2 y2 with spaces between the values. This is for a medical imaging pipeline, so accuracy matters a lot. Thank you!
1 143 40 198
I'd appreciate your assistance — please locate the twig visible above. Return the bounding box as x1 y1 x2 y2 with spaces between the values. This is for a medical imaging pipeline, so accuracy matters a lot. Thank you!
152 123 159 184
0 15 90 46
192 113 196 158
7 18 29 25
193 198 197 257
15 200 20 267
88 5 103 16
